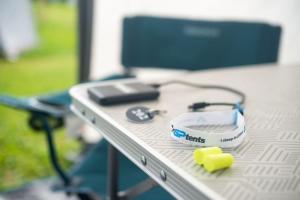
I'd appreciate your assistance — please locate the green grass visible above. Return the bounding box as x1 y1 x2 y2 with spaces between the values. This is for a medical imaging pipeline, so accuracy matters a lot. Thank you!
0 3 79 190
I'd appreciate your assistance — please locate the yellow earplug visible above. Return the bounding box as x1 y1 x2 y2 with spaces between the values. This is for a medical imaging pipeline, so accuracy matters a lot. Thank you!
193 147 223 165
203 153 234 172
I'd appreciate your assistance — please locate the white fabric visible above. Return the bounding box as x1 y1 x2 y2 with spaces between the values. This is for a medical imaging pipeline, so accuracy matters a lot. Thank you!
91 0 300 79
170 109 246 148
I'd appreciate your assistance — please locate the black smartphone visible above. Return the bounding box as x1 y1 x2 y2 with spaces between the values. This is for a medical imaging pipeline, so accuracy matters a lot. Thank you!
88 82 160 105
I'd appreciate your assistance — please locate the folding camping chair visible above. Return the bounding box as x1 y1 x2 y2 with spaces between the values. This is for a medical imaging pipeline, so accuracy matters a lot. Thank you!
0 16 281 200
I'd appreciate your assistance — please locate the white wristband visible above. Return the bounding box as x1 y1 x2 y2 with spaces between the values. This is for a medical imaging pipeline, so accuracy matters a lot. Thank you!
170 109 246 148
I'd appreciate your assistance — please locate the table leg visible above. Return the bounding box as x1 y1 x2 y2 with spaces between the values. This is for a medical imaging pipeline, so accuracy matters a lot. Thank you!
107 143 119 200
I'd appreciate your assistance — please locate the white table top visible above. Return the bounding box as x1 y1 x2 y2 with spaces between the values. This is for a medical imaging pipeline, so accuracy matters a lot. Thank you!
70 64 300 200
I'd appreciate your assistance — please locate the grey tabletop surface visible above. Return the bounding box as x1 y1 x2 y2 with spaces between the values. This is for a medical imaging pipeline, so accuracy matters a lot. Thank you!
70 64 300 200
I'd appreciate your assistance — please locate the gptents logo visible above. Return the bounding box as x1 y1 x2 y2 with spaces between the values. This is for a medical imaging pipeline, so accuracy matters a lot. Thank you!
172 128 205 143
172 129 186 138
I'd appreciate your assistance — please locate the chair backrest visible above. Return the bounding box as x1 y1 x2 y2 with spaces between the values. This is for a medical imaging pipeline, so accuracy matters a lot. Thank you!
121 16 281 70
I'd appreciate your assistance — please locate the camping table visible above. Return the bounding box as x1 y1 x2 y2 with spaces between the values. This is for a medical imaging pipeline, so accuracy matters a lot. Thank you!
70 63 300 200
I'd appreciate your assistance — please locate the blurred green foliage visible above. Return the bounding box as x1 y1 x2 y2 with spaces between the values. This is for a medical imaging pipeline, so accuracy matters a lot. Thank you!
0 3 79 190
